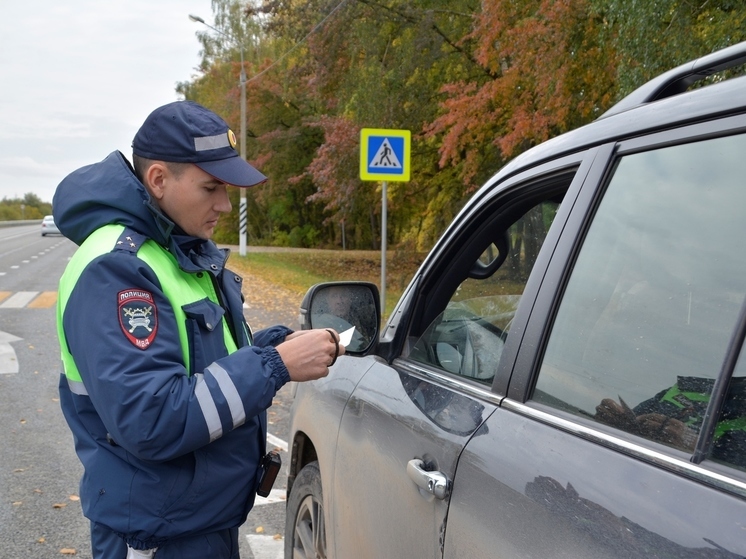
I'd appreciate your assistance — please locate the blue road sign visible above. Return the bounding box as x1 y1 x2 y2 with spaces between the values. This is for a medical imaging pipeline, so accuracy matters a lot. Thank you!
360 128 410 181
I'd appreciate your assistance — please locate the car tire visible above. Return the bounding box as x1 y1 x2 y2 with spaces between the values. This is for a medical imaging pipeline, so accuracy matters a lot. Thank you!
285 461 327 559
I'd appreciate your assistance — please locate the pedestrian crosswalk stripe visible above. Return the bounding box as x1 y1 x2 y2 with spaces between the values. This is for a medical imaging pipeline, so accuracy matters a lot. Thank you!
0 291 57 309
28 291 57 308
1 292 38 308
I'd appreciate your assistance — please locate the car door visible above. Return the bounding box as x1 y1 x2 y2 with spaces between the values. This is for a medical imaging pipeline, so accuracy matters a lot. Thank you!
329 151 600 558
444 119 746 557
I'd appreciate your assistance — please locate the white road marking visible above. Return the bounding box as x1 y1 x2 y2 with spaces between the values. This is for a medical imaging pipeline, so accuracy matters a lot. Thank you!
246 433 288 559
248 435 289 559
0 291 39 308
267 433 288 453
254 488 286 506
0 331 22 374
246 535 283 559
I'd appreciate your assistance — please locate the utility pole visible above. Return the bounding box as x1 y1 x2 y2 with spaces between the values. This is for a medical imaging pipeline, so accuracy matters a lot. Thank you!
190 13 249 256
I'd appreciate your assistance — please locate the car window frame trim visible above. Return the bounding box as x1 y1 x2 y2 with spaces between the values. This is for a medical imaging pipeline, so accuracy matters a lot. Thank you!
503 398 746 498
391 148 607 398
509 113 746 490
396 352 746 498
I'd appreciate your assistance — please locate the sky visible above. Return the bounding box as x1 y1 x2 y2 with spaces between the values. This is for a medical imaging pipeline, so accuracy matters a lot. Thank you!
0 0 219 205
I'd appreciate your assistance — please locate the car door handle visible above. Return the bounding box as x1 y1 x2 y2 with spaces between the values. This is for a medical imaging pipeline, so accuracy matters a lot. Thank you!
407 459 450 500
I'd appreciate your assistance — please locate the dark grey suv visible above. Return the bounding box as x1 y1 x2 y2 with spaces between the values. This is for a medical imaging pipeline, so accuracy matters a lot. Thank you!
285 42 746 558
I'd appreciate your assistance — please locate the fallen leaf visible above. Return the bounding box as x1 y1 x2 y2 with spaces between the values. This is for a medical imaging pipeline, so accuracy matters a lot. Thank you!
52 503 67 509
69 495 80 501
13 468 25 473
34 489 43 494
255 526 265 534
20 419 26 424
52 398 60 402
37 537 46 543
12 501 22 506
59 548 76 555
28 345 34 349
273 534 283 540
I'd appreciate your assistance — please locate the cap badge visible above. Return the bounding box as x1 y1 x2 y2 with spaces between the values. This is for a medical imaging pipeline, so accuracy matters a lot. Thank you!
228 129 238 150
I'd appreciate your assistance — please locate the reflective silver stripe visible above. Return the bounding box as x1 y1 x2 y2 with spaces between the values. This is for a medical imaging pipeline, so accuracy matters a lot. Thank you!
194 133 229 152
67 377 89 396
194 373 222 441
207 363 246 428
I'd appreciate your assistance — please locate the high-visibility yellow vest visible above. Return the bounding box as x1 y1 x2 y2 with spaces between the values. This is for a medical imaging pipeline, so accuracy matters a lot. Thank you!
57 224 237 388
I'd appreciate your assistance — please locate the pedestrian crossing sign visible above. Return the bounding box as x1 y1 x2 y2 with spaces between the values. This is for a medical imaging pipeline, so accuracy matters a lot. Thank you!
360 128 411 182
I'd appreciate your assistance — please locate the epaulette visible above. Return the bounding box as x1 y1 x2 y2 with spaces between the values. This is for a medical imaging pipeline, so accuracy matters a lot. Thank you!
113 227 149 254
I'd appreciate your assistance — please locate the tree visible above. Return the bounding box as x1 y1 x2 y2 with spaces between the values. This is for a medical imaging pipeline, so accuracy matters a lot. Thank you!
426 0 617 188
178 0 746 252
0 193 51 220
589 0 746 97
255 0 486 249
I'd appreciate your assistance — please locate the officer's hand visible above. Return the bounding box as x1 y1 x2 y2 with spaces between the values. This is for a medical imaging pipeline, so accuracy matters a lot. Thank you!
284 330 313 341
276 328 346 382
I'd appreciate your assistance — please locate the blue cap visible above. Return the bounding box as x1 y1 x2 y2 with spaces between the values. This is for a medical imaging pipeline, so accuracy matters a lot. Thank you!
132 101 267 187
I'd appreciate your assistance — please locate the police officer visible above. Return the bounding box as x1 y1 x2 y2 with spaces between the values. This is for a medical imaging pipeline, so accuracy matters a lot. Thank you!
54 101 343 558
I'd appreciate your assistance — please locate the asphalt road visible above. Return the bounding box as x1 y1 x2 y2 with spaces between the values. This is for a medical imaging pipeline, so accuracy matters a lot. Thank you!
0 225 299 559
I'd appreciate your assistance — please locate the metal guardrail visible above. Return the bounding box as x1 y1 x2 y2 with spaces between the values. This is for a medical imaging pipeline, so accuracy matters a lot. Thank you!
0 220 42 227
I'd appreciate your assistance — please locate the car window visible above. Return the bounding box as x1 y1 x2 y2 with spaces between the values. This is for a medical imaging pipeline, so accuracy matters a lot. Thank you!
410 198 562 384
534 133 746 467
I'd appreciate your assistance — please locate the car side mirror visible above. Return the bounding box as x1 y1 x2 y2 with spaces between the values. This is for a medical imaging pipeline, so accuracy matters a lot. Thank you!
299 282 381 354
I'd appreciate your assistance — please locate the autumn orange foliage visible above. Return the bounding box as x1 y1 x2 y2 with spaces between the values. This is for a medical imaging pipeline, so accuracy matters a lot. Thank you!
427 0 617 187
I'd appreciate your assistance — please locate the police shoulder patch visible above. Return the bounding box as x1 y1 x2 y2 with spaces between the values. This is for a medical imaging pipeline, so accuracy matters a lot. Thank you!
118 289 158 350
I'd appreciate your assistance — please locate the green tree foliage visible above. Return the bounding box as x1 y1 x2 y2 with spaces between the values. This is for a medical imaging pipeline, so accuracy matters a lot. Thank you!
0 193 51 221
259 0 485 249
180 0 746 251
589 0 746 97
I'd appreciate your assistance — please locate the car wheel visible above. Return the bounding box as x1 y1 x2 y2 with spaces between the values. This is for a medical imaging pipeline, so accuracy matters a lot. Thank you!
285 461 326 559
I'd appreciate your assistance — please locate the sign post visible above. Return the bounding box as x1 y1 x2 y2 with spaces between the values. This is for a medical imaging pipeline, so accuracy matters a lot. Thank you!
360 128 411 313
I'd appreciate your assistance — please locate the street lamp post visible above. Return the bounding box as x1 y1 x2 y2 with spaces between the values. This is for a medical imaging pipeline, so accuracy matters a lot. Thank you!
189 14 249 256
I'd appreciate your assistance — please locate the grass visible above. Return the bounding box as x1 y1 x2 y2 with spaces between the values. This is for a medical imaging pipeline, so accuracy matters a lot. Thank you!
227 249 426 317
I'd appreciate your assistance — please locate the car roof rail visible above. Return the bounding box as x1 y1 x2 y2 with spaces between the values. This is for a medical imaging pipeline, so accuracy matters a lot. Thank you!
600 40 746 119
